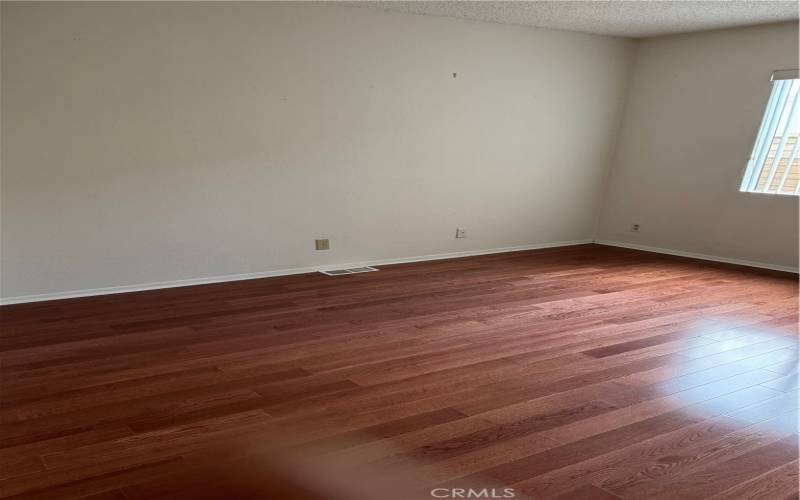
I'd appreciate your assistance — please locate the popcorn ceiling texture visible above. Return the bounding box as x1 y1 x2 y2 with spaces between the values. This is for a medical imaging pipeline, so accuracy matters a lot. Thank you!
350 1 798 38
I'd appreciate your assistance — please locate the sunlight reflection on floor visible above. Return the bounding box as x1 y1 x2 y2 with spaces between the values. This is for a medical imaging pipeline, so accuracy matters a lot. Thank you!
663 319 799 435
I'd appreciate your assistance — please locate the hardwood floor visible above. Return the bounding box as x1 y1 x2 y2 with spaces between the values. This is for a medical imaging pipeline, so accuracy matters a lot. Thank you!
1 244 797 499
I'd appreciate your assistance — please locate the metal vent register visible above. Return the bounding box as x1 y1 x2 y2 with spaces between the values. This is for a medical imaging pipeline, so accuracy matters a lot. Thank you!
319 267 378 276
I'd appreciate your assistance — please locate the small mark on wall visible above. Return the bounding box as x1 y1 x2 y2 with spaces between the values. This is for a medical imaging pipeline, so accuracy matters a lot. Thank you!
452 72 457 78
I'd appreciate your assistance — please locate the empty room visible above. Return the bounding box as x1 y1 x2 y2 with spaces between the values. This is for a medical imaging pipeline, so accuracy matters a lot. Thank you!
1 1 798 499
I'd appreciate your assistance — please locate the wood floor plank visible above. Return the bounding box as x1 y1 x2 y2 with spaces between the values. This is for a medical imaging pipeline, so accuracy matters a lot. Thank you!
0 244 796 499
512 407 797 499
599 411 800 499
556 484 623 500
707 459 800 500
615 434 799 500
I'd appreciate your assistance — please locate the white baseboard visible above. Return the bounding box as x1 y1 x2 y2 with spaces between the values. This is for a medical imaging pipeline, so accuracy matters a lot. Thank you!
0 239 592 305
595 240 799 274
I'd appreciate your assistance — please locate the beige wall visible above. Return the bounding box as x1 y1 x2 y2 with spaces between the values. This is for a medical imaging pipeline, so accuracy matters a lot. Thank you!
5 4 795 302
596 22 799 270
1 2 635 300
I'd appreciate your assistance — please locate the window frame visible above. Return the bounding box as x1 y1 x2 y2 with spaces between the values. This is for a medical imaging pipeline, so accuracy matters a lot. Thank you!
739 70 800 196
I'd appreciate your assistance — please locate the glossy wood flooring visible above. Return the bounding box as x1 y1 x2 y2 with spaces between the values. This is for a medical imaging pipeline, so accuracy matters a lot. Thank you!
1 244 798 499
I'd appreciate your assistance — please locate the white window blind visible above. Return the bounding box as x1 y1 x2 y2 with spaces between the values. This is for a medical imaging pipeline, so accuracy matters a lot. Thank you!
740 71 800 195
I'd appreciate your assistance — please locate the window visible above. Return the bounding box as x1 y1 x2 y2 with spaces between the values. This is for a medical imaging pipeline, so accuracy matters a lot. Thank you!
740 70 800 195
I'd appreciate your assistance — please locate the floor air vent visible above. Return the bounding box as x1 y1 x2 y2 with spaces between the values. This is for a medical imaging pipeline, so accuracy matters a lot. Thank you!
346 267 379 273
320 266 378 276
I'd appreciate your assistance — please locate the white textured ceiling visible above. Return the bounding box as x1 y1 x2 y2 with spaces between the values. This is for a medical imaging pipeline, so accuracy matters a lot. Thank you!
349 1 799 38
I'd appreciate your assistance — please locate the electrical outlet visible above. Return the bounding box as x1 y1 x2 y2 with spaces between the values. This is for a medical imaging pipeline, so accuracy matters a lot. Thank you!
315 239 330 250
631 224 640 233
455 227 467 239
